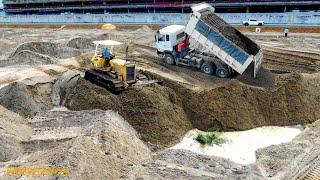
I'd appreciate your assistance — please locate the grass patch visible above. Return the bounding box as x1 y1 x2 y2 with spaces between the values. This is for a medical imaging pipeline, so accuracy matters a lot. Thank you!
195 133 224 145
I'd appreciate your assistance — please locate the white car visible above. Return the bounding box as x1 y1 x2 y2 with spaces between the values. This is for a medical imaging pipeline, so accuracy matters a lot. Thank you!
242 19 264 26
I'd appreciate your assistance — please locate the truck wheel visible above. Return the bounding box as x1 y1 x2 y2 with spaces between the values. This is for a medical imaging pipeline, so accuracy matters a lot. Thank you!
244 23 249 26
216 66 230 78
201 62 215 75
164 54 175 65
258 23 263 26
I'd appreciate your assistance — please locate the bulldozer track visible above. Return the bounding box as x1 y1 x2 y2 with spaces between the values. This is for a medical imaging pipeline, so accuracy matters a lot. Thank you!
265 49 320 63
264 57 317 71
264 51 319 65
289 145 320 180
131 43 157 51
22 111 109 152
293 155 320 180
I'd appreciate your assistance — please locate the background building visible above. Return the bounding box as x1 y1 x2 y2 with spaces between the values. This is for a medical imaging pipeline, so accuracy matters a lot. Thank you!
2 0 320 15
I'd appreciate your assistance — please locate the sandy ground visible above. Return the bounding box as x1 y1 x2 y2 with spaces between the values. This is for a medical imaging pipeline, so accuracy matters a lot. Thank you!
171 126 302 165
0 26 319 179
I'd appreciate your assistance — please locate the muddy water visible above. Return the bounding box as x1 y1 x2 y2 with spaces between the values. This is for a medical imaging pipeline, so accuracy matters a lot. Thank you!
171 126 303 165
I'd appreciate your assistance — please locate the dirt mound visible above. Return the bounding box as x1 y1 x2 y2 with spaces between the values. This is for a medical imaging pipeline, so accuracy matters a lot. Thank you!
0 105 32 162
124 149 263 179
4 136 124 179
12 41 78 59
64 78 192 147
0 50 57 67
96 33 116 40
66 37 95 50
0 78 53 117
51 70 80 106
1 109 151 179
236 63 276 90
27 110 152 164
61 71 320 147
152 72 320 132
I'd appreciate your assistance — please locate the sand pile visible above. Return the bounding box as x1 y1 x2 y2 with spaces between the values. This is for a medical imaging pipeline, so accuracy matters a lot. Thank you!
27 110 152 163
4 136 124 179
64 78 192 147
1 109 152 179
236 64 276 90
51 70 80 106
2 50 57 67
0 76 53 117
66 37 95 50
59 71 320 147
152 72 320 132
12 41 78 59
124 149 263 179
0 105 32 162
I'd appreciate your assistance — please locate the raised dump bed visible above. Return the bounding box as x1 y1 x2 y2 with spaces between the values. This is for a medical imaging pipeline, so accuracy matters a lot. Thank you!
185 3 263 77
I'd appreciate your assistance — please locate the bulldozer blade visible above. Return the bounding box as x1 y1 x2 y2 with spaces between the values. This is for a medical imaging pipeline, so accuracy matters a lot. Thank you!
133 80 164 86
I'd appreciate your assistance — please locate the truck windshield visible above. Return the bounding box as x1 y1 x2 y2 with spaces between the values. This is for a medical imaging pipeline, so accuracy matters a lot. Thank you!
158 34 165 41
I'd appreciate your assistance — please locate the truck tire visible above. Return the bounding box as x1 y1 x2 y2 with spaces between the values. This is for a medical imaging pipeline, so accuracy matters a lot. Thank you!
164 54 175 65
258 23 263 26
201 62 215 75
244 23 249 26
216 66 230 78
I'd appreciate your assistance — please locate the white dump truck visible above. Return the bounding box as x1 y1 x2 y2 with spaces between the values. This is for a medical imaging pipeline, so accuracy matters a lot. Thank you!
156 2 263 78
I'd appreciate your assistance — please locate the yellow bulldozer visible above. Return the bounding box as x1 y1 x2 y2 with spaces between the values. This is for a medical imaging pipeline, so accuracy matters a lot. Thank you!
84 40 161 93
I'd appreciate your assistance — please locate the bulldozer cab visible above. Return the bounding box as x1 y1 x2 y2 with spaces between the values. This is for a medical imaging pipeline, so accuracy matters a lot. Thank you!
93 40 122 56
90 40 122 69
90 40 137 83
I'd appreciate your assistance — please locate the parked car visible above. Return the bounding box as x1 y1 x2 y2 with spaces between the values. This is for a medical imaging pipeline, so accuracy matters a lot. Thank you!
242 19 264 26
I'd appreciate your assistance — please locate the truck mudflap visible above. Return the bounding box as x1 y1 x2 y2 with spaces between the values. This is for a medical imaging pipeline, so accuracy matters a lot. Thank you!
254 48 263 78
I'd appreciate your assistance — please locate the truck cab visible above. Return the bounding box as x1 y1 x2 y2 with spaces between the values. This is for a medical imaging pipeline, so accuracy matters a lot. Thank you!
156 25 223 77
156 25 186 54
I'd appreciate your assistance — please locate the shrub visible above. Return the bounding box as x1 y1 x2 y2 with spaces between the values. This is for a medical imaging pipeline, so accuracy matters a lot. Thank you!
195 134 207 144
195 133 224 145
